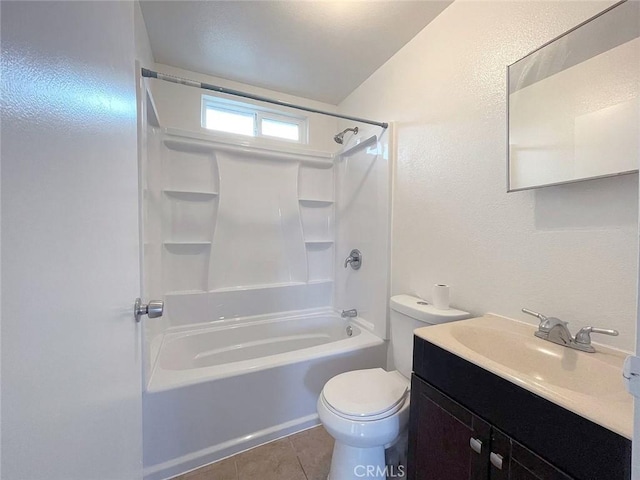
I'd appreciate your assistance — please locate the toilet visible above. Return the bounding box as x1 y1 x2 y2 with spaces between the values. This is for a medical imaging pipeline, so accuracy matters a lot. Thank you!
317 294 470 479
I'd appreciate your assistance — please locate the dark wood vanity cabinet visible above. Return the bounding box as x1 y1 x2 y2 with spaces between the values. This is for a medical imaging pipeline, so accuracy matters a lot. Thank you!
408 337 632 480
409 375 490 480
409 375 571 480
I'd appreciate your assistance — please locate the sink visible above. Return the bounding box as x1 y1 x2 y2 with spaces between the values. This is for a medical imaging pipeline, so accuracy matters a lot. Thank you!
414 314 632 439
449 323 624 397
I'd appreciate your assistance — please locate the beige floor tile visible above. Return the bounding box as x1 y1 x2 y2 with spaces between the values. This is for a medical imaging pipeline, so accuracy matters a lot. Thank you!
289 426 334 480
174 457 237 480
172 428 336 480
235 438 307 480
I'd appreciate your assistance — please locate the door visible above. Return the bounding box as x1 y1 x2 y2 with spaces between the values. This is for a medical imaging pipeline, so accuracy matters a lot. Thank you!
1 2 142 479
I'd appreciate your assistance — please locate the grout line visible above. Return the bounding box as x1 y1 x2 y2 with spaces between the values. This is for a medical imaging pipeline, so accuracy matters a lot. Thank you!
296 454 309 480
288 434 310 480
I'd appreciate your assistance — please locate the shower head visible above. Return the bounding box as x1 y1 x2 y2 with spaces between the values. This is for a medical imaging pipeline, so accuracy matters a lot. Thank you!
333 127 359 144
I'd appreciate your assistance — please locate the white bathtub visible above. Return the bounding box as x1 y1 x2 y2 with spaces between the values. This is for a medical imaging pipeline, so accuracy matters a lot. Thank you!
143 310 386 480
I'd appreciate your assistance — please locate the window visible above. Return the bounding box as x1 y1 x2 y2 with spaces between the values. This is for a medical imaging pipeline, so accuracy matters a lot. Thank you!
202 96 308 143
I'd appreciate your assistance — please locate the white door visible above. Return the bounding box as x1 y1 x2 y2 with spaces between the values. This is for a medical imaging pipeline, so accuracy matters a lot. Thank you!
1 2 142 479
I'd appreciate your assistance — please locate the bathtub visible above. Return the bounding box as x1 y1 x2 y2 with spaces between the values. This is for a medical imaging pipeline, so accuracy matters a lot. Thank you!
142 309 386 480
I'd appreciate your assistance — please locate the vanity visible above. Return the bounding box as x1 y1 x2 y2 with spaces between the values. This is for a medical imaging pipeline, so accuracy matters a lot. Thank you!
407 315 632 480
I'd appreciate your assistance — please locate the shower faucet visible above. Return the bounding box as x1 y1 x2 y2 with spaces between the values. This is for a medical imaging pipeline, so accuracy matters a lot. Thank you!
344 249 362 270
341 309 358 318
334 127 358 144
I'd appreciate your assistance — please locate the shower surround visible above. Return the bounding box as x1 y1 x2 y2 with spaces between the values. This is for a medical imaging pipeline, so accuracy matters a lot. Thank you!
140 87 391 479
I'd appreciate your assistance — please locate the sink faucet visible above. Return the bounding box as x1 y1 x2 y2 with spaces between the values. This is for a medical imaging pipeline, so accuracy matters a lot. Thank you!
522 308 618 353
341 309 357 318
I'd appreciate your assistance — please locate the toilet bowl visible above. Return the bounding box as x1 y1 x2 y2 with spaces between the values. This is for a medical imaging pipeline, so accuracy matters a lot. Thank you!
318 368 410 479
318 295 470 480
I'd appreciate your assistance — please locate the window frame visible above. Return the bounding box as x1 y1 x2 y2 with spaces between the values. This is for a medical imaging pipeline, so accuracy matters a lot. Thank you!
201 95 308 144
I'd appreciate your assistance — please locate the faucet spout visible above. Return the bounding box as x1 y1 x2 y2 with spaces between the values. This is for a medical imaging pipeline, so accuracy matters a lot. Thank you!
547 322 572 345
341 309 357 318
525 306 616 353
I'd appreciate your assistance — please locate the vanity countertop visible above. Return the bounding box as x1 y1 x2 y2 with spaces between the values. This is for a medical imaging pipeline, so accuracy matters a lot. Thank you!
414 314 633 439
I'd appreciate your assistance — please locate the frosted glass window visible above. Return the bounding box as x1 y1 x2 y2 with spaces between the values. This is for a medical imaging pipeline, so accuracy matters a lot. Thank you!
261 118 300 141
205 108 255 136
202 96 308 144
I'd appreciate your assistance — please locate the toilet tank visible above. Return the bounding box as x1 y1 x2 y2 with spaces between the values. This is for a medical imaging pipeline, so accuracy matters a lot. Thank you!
390 294 470 379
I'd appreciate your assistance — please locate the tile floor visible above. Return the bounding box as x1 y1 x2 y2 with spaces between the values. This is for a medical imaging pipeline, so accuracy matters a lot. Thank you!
173 425 334 480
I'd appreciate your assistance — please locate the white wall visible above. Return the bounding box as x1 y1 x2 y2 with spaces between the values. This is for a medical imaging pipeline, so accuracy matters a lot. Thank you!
334 125 392 340
135 1 155 68
2 2 142 478
148 64 339 152
339 0 637 352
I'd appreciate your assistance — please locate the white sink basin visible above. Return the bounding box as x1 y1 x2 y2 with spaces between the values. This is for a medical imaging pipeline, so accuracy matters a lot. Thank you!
414 314 632 439
449 323 624 396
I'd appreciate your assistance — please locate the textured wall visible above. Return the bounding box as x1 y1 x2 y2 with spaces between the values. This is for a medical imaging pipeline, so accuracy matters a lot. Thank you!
339 0 637 352
148 63 340 152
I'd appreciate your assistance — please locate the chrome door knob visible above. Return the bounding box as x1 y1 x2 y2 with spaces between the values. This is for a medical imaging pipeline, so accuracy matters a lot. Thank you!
134 298 164 322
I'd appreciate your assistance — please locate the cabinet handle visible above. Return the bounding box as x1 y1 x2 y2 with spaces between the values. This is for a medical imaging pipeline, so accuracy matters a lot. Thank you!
469 437 482 454
490 452 503 470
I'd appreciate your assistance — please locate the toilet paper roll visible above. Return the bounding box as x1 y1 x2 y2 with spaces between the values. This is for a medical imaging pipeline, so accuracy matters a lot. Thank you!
432 284 450 310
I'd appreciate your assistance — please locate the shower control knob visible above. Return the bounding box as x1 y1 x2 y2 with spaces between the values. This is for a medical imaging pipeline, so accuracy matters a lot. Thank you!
134 298 164 322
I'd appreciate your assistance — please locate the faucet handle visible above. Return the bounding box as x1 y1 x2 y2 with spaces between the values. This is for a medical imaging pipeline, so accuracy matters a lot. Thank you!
574 326 619 345
522 308 547 321
344 249 362 270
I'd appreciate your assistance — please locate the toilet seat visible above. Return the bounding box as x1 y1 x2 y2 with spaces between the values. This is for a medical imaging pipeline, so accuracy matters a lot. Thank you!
321 368 409 421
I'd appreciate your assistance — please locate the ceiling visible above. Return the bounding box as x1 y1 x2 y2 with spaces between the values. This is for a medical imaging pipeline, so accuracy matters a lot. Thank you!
140 1 451 105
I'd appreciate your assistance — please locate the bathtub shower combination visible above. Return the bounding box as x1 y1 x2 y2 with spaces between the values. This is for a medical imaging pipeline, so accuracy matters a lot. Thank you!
140 87 391 480
144 309 385 480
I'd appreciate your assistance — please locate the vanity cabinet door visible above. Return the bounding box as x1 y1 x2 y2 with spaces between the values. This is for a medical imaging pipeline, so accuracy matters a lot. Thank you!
409 375 491 480
507 439 573 480
489 428 572 480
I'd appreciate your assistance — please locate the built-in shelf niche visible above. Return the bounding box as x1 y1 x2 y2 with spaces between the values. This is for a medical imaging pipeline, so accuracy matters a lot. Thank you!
298 162 335 285
300 202 334 242
163 241 212 246
149 129 337 296
162 191 218 243
162 242 210 293
163 189 219 198
299 198 334 205
306 242 334 283
299 164 334 202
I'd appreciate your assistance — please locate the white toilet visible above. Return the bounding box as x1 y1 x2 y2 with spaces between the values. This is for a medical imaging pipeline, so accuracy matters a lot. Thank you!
317 294 470 480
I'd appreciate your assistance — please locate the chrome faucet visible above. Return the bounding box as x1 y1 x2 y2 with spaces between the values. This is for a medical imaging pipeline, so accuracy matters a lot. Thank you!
522 308 618 353
344 249 362 270
341 309 358 318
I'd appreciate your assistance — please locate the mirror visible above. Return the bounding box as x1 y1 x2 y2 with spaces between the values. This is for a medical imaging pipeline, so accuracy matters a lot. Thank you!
507 0 639 191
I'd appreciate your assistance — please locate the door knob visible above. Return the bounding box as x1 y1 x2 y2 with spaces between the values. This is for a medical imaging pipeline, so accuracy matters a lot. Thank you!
134 298 163 322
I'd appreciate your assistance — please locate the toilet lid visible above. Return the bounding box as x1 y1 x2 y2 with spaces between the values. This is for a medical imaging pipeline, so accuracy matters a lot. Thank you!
322 368 408 418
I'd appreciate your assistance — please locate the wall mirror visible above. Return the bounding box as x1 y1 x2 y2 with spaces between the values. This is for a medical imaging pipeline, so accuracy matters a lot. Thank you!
507 0 639 191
